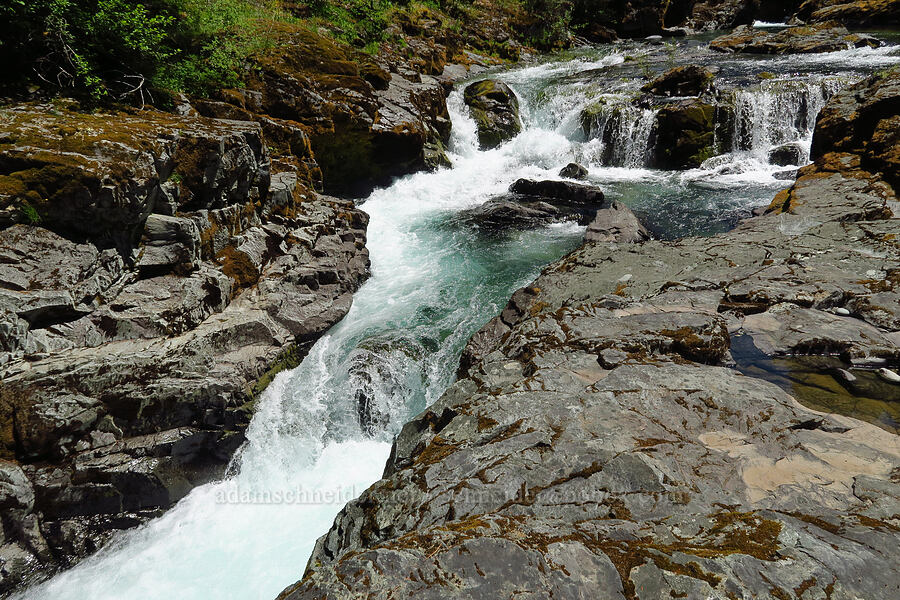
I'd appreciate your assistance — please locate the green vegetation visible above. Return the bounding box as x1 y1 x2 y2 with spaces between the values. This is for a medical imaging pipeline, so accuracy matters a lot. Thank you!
0 0 291 101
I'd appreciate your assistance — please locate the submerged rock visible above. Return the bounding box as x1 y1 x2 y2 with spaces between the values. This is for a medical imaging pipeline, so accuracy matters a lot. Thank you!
710 22 881 54
463 79 522 149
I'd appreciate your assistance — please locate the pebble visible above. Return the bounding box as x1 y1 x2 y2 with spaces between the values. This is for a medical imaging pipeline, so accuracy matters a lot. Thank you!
833 307 850 315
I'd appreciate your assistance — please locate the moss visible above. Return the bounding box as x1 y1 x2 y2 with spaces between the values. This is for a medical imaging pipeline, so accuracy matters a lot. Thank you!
414 435 459 466
249 343 307 399
215 245 260 291
795 577 817 598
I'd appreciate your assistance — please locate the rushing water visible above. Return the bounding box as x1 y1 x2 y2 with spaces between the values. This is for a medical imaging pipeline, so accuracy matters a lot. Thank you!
19 36 900 600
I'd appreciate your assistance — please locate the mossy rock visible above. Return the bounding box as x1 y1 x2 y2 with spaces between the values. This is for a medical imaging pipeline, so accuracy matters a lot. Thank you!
463 79 522 150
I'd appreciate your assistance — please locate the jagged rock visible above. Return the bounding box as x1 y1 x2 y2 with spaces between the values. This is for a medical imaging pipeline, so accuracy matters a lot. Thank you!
651 99 717 169
641 65 715 97
559 163 589 179
463 80 522 149
794 0 900 28
215 25 451 195
710 22 881 54
768 142 806 166
811 69 900 187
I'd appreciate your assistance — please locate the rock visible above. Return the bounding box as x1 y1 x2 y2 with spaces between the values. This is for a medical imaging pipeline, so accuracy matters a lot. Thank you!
464 179 610 232
651 99 717 169
137 215 201 272
0 106 269 241
194 25 451 196
463 80 522 149
508 179 605 208
768 142 806 166
584 202 651 244
641 65 716 97
709 22 881 54
810 68 900 188
281 67 900 600
464 199 563 231
793 0 900 28
559 163 588 179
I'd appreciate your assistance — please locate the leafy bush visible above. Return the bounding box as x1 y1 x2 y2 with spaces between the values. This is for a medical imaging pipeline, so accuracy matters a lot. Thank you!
0 0 288 101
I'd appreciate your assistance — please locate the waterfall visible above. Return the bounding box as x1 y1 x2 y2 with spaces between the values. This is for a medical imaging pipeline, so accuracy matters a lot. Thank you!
581 99 657 168
729 76 849 161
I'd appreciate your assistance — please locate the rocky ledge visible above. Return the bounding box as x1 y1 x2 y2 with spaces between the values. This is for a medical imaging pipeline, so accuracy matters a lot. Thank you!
710 21 880 54
278 72 900 599
0 103 369 590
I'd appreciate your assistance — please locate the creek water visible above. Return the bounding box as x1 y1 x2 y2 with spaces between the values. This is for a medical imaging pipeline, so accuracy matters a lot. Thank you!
19 34 900 600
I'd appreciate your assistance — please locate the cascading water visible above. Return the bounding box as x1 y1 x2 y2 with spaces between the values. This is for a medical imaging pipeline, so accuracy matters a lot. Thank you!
729 76 850 161
19 36 900 600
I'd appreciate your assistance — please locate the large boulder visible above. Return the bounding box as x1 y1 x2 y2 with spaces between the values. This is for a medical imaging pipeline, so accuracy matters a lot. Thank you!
463 80 522 150
642 65 716 97
651 99 717 169
710 22 881 54
584 201 651 243
464 179 610 231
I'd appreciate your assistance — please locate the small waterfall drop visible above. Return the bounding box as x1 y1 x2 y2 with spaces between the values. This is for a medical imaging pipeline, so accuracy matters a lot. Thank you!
729 76 849 161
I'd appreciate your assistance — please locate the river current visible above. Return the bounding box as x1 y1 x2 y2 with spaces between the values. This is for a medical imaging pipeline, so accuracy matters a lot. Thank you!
19 33 900 600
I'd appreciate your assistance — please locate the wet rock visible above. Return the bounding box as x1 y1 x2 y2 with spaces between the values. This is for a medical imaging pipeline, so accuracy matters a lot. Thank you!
768 142 806 166
559 163 588 179
651 99 717 169
464 199 564 231
641 65 715 97
508 179 605 208
710 22 881 54
463 80 522 150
